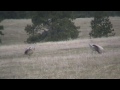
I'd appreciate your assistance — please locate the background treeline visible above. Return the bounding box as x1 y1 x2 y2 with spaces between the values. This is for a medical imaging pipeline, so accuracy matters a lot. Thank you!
0 11 120 19
73 11 120 17
0 11 117 43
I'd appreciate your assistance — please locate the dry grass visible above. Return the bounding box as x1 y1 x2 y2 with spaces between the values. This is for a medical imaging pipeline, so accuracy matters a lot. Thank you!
0 36 120 79
0 19 32 45
0 17 120 79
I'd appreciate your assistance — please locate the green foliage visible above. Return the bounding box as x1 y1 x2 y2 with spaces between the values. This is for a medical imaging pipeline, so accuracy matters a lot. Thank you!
44 18 79 41
26 35 40 43
89 11 115 38
0 28 4 43
0 25 4 30
0 11 29 19
0 19 4 43
31 11 75 25
25 24 36 36
1 11 120 19
25 11 80 43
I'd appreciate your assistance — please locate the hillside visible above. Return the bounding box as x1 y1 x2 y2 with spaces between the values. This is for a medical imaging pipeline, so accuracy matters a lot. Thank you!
0 19 32 45
0 36 120 79
0 17 120 79
0 17 120 45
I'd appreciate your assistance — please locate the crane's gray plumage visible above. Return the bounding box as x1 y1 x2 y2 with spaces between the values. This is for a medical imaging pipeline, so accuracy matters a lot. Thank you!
89 44 104 54
24 46 35 56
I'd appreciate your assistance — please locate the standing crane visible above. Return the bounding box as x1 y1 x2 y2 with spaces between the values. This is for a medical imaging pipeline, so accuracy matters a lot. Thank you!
89 44 104 54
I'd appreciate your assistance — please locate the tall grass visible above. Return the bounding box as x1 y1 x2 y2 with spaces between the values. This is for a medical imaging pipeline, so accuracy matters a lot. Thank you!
0 36 120 79
0 17 120 79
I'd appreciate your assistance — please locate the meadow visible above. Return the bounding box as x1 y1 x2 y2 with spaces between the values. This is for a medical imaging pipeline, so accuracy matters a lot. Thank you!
0 17 120 79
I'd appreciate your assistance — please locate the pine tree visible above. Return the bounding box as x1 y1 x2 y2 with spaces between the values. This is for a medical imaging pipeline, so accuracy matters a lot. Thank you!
0 18 4 43
25 11 80 43
89 11 115 38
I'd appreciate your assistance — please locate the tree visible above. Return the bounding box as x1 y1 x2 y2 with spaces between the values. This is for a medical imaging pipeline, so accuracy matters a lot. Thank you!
25 11 80 43
0 18 4 43
89 11 115 38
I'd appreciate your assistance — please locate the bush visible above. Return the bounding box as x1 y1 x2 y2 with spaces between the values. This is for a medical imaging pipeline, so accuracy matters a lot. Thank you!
0 26 4 30
89 12 115 38
25 12 80 43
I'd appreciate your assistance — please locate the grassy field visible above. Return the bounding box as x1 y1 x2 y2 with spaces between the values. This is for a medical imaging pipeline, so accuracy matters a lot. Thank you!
0 17 120 79
0 19 32 45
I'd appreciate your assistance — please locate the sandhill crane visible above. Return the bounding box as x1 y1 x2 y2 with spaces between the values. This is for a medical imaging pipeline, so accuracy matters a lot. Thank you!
89 44 104 54
24 46 35 56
